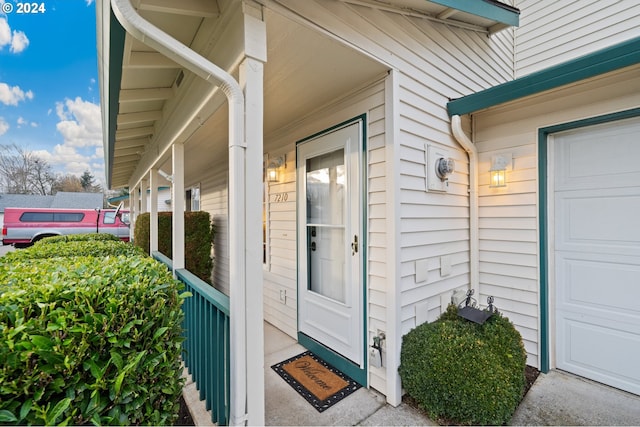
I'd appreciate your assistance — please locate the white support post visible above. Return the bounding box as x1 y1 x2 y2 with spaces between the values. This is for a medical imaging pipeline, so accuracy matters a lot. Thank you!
385 70 403 406
240 28 265 425
140 178 148 214
131 184 139 241
149 168 159 253
172 143 185 272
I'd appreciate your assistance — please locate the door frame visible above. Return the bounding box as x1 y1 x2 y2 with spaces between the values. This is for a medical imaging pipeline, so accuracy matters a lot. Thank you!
538 107 640 374
296 114 368 386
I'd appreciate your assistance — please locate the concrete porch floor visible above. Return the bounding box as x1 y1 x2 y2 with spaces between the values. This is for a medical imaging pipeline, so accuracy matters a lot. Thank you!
183 321 434 426
183 322 640 426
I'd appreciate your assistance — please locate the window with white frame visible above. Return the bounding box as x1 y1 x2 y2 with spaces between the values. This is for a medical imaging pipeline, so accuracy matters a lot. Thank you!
186 185 200 211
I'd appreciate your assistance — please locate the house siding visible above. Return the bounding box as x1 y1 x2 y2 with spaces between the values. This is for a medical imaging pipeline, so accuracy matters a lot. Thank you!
200 168 230 297
261 80 388 390
270 0 519 396
515 0 640 77
473 65 640 368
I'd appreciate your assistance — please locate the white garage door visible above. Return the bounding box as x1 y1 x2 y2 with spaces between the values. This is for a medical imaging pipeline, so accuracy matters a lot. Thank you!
554 116 640 396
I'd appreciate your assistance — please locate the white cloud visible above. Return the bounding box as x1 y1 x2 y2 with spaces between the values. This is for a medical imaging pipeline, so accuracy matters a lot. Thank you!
16 116 37 128
55 97 102 148
35 97 105 181
10 30 29 53
0 18 10 48
0 82 34 106
0 17 29 53
0 117 9 136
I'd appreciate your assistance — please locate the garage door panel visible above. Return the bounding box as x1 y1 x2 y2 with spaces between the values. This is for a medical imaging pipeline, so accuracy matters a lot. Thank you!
557 317 640 395
555 190 640 256
555 117 640 191
553 116 640 396
556 254 640 317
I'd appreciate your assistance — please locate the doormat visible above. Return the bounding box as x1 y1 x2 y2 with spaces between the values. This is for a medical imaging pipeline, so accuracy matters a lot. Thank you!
271 351 361 412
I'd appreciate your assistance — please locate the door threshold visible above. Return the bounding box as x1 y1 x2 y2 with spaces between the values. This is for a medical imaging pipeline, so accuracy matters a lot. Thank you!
298 332 367 387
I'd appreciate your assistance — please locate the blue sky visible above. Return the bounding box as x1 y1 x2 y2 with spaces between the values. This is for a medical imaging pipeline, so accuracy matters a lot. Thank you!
0 0 104 184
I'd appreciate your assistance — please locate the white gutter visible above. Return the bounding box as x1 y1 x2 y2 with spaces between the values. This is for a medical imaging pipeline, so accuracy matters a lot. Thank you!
109 1 248 425
451 115 479 298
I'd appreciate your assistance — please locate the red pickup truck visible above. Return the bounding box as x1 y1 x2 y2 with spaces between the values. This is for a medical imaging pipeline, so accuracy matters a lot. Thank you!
2 207 130 248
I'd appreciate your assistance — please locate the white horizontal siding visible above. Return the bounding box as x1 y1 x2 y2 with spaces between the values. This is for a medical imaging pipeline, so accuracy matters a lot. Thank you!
261 79 388 367
199 168 230 297
515 0 640 77
273 2 518 358
473 65 640 368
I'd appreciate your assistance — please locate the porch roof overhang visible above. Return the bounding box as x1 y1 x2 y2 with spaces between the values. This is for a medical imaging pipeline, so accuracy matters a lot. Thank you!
343 0 519 34
98 0 390 190
447 36 640 117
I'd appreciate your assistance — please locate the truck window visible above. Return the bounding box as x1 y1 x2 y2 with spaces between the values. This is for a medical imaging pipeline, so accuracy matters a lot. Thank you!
19 212 85 222
104 211 130 225
54 213 85 222
103 212 116 224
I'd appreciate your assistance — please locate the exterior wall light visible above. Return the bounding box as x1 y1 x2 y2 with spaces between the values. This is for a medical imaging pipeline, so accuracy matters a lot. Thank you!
489 154 511 188
267 155 285 183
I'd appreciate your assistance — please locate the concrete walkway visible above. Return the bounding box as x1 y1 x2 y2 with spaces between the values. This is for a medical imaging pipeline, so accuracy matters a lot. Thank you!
184 322 640 426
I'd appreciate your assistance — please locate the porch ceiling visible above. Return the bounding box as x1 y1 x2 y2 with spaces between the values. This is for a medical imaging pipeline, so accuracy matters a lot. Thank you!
108 0 388 188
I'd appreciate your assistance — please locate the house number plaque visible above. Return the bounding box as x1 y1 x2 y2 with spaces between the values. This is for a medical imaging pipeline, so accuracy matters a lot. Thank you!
272 193 289 203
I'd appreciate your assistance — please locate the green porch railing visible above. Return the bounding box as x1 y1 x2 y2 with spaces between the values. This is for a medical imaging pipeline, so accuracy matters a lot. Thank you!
152 252 230 425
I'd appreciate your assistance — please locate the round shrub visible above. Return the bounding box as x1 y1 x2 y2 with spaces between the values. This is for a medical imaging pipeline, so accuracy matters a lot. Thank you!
399 304 526 425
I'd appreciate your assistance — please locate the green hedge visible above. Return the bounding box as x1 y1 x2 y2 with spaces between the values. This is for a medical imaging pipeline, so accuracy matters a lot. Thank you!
399 304 527 425
35 233 121 245
3 240 146 262
134 211 214 284
0 238 187 425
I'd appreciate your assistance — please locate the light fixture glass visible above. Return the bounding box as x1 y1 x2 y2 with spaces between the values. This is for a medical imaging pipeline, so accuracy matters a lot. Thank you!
490 169 506 187
489 154 510 188
267 155 285 183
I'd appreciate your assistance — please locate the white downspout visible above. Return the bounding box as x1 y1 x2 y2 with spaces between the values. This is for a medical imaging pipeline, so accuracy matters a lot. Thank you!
109 1 248 424
451 115 480 299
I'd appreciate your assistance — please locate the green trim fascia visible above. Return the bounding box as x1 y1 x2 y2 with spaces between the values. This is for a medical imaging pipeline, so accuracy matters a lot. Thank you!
537 129 549 374
295 114 369 387
537 107 640 374
107 186 171 203
428 0 519 27
106 10 126 188
448 36 640 116
298 333 367 386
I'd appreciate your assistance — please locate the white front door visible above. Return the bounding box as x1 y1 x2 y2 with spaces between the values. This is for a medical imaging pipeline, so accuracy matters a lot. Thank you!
553 116 640 395
297 120 363 366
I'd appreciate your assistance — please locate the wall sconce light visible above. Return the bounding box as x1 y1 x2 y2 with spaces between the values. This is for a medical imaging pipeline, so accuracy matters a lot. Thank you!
267 155 285 183
489 154 511 188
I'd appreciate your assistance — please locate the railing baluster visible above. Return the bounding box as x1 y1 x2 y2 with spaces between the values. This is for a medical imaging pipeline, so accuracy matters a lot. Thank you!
152 252 230 426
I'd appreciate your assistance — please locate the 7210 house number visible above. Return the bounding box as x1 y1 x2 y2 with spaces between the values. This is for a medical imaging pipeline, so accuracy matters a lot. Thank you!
273 193 288 203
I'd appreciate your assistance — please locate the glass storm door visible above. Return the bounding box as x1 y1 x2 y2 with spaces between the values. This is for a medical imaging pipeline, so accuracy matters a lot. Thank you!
297 120 363 366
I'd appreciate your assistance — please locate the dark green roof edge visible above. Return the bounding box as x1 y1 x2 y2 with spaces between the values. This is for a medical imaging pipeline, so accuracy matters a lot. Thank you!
447 36 640 116
429 0 519 27
106 9 126 188
107 186 171 203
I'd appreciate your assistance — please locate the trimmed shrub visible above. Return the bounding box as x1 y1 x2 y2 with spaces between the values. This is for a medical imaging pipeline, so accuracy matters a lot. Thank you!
35 233 121 245
134 211 214 284
399 304 527 425
4 240 146 262
0 240 187 426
